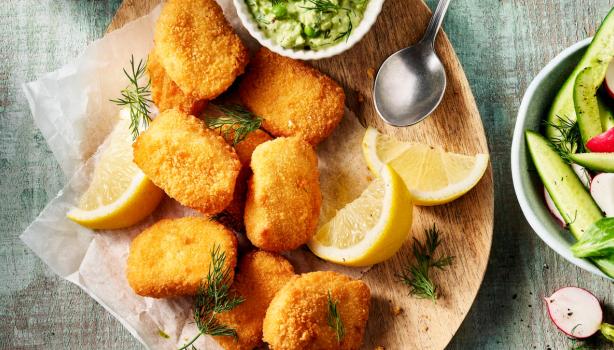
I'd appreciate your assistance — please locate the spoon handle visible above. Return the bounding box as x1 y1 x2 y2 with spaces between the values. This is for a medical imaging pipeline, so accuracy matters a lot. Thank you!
420 0 451 47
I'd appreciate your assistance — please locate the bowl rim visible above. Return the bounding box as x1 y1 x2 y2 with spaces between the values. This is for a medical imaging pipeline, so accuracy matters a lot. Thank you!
232 0 385 60
511 37 612 280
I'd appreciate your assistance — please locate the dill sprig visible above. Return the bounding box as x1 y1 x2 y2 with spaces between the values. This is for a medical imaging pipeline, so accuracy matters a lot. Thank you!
334 12 353 42
543 115 583 162
326 291 345 343
396 224 454 301
110 55 152 140
206 104 263 145
178 244 244 350
300 0 344 13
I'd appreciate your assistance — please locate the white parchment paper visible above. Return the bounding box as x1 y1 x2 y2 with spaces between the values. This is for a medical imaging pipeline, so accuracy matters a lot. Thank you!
21 3 371 349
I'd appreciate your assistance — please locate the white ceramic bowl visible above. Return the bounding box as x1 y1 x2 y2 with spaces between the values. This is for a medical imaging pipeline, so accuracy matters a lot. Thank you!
511 37 612 280
233 0 385 60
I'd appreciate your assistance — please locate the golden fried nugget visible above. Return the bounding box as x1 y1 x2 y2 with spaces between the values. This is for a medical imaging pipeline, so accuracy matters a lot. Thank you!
245 137 321 252
133 109 241 214
263 271 370 350
220 167 249 231
126 217 238 298
233 129 273 166
154 0 249 100
215 251 295 350
239 48 345 145
147 49 206 115
218 128 272 224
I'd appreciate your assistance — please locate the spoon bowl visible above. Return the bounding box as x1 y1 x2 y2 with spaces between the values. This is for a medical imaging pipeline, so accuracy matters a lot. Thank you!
374 42 446 126
373 0 450 127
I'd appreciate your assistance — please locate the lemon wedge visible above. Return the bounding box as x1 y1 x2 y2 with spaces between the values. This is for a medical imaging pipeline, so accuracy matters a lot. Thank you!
362 127 489 206
308 165 413 266
67 110 164 229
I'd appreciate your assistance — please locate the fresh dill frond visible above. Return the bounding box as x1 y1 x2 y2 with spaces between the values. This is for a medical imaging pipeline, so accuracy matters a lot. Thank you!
543 115 583 162
334 12 353 42
326 291 345 343
396 224 454 301
206 104 263 145
301 0 344 13
178 244 244 350
110 55 152 140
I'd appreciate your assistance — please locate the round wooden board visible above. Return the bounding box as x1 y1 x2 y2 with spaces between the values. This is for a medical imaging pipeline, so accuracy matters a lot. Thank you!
109 1 494 349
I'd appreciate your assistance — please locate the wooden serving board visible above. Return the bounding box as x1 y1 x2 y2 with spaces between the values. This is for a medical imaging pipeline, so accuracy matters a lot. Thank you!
109 1 494 349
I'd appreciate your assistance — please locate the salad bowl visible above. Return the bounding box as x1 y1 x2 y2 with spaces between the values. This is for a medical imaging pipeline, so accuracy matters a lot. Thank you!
512 38 612 280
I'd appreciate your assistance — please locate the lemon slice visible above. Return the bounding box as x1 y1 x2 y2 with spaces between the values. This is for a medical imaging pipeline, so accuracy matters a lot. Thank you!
67 110 164 229
307 165 413 266
362 127 489 206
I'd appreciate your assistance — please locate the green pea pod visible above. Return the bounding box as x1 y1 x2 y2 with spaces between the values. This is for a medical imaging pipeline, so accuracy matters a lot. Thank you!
571 217 614 258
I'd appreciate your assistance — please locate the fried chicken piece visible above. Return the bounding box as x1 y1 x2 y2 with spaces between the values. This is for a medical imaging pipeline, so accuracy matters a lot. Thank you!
263 271 370 350
221 167 249 231
244 137 321 252
126 217 238 298
239 48 345 145
133 109 241 214
215 251 295 350
221 128 272 224
233 129 272 166
154 0 249 100
147 49 206 115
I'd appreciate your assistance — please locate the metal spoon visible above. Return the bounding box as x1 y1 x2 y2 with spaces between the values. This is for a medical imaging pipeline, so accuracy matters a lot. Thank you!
373 0 451 127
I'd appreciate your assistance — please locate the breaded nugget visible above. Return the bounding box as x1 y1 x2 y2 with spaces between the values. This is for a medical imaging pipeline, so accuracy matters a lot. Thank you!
217 128 272 224
126 217 238 298
154 0 249 100
239 48 345 145
219 167 249 232
245 137 321 252
263 271 370 350
133 109 241 214
215 251 295 350
233 129 272 166
147 49 206 115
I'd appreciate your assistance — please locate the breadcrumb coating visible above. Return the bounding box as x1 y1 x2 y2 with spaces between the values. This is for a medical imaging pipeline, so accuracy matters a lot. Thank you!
223 129 272 223
154 0 249 100
263 271 370 350
239 48 345 145
215 251 295 350
233 129 273 166
133 109 241 214
126 217 238 298
244 137 322 252
147 49 206 115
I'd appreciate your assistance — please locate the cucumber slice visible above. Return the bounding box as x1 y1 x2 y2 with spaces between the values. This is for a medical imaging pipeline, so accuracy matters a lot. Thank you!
547 8 614 140
525 131 603 238
569 152 614 172
575 67 605 145
526 131 614 278
598 95 614 131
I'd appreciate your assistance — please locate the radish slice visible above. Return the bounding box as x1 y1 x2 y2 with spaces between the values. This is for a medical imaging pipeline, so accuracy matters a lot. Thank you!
571 163 592 188
590 173 614 217
606 59 614 100
586 128 614 153
545 287 603 339
544 187 566 227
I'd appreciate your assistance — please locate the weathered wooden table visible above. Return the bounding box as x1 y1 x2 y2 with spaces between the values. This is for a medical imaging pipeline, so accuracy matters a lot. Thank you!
1 0 613 349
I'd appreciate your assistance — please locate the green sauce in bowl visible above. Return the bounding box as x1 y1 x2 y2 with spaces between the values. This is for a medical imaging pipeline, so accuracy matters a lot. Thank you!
246 0 368 50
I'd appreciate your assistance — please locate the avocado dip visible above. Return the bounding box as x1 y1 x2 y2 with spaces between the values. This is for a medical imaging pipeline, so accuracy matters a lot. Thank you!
246 0 368 50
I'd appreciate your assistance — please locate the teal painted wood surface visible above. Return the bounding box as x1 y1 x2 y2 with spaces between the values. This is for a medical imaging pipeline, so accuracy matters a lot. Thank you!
1 0 614 349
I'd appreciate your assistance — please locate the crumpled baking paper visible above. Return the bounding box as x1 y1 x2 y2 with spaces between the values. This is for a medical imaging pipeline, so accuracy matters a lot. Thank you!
21 3 372 350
